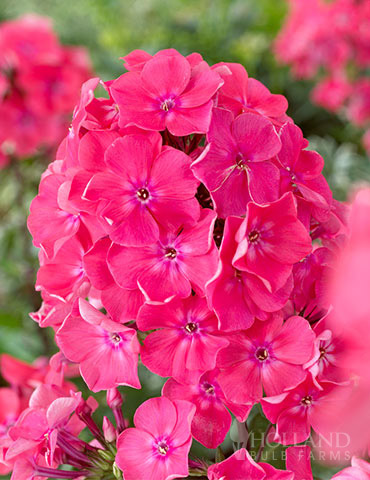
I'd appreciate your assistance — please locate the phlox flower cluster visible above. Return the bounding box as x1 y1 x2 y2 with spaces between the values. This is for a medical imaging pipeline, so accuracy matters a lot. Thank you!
1 48 367 479
0 14 92 168
275 0 370 154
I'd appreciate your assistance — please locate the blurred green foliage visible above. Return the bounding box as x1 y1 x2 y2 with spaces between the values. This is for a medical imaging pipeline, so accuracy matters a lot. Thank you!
0 1 368 478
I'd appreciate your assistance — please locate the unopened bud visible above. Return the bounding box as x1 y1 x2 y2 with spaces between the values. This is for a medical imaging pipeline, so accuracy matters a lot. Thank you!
107 388 123 409
99 448 116 462
76 399 92 417
113 462 123 480
103 416 117 443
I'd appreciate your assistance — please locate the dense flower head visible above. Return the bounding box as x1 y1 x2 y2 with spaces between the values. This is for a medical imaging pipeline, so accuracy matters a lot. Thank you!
275 0 370 152
23 47 369 480
0 14 92 167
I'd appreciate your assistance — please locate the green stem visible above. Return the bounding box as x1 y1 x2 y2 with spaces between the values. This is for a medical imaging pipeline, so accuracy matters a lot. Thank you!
237 420 250 450
256 423 273 462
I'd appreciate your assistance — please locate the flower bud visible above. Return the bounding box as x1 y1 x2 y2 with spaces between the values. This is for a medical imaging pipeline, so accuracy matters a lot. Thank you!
107 388 123 409
103 416 117 443
113 462 123 480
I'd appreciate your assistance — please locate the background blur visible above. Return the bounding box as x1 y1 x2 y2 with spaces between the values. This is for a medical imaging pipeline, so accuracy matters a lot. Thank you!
0 1 368 477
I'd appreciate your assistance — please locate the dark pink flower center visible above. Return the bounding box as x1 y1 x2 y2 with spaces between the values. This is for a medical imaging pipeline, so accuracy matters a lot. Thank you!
235 152 247 170
319 347 326 359
234 269 243 281
137 187 150 201
248 230 260 243
184 322 198 334
301 395 313 406
157 441 169 456
286 167 298 187
255 347 269 361
202 382 215 396
110 332 122 344
164 247 177 260
160 98 176 112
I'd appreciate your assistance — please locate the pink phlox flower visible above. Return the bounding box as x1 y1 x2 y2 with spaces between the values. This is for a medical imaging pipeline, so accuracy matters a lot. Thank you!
216 316 315 403
312 75 352 112
261 373 337 445
0 388 22 474
30 290 76 330
291 246 334 321
116 396 195 480
111 49 224 136
83 237 144 323
233 192 312 294
285 445 313 480
121 49 205 73
191 107 282 217
275 122 332 224
214 62 289 125
107 208 218 303
207 448 266 480
36 233 91 298
206 215 293 332
84 133 200 246
304 313 347 384
163 368 252 448
56 298 140 392
28 173 83 258
332 457 370 480
137 295 229 384
6 385 81 467
0 355 52 410
0 15 60 69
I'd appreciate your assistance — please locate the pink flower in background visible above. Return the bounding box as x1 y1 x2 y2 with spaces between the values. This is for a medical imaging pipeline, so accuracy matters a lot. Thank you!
0 15 60 67
56 299 140 392
111 51 223 136
332 457 370 480
328 188 370 379
312 75 352 113
275 0 370 151
137 295 228 383
216 316 315 403
0 354 74 409
116 397 195 480
191 108 282 217
311 189 370 458
275 0 349 79
163 369 252 448
0 14 92 166
347 79 370 127
84 134 200 246
363 129 370 156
